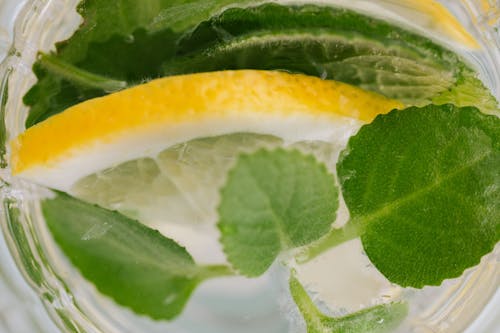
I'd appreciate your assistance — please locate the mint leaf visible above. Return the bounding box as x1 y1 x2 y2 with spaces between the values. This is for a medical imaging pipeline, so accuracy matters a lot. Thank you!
162 3 497 110
289 274 408 333
337 104 500 288
217 149 338 276
43 192 233 320
23 0 255 127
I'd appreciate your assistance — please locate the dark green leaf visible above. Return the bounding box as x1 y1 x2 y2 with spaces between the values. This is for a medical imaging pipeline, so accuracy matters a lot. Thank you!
289 274 408 333
337 104 500 287
46 0 254 65
217 149 338 276
163 3 497 111
43 192 233 320
23 0 255 127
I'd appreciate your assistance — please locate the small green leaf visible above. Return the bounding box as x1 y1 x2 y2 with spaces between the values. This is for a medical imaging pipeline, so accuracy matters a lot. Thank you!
43 192 233 320
289 274 408 333
337 104 500 288
217 149 338 276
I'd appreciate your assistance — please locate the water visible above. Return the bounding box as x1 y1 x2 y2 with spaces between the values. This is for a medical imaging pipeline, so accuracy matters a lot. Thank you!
4 164 496 333
0 1 499 333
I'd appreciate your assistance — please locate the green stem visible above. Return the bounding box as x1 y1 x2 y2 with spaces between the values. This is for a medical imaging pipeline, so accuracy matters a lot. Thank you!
290 273 409 333
199 264 235 280
38 53 127 92
289 273 325 327
297 220 360 264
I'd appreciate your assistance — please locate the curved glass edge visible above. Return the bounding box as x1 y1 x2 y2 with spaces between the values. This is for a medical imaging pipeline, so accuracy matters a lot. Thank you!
452 0 500 98
448 2 500 332
0 188 60 333
0 1 90 333
0 188 64 333
0 0 26 62
1 1 63 331
443 0 500 333
465 289 500 333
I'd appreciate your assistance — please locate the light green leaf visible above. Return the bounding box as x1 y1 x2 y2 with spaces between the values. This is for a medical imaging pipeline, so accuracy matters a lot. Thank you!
217 149 338 276
72 133 282 226
43 192 233 320
432 68 499 115
337 104 500 287
289 274 408 333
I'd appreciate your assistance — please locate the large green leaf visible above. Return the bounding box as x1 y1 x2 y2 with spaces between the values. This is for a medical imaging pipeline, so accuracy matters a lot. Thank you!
43 192 232 320
289 274 408 333
217 149 338 276
162 3 498 112
337 104 500 287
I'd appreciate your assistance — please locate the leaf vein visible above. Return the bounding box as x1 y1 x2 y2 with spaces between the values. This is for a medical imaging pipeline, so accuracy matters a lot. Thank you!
359 151 493 227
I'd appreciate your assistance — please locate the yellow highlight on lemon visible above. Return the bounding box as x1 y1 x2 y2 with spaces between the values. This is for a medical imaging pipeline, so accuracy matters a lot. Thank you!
11 70 402 176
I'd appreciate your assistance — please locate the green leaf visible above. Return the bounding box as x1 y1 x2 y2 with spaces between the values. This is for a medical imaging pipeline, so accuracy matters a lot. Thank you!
289 274 408 333
432 68 499 115
23 0 255 127
162 3 498 111
337 104 500 288
217 149 338 276
43 192 233 320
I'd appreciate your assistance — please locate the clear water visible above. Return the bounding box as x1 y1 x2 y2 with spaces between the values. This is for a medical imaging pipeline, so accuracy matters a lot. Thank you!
0 1 499 333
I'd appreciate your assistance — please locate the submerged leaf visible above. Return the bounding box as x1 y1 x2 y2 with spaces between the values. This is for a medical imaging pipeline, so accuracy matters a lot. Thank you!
218 149 338 276
43 192 232 320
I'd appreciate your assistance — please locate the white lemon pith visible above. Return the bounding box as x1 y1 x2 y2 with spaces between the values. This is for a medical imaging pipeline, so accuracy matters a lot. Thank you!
12 70 402 193
12 69 404 272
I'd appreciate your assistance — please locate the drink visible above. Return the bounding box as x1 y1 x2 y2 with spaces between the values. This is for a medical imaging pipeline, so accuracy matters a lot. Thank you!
1 1 498 332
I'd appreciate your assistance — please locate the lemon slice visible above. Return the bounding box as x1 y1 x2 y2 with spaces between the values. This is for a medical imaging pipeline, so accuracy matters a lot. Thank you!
12 70 402 224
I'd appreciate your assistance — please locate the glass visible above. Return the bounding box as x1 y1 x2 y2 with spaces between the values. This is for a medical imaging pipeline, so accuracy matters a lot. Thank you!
0 1 498 332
